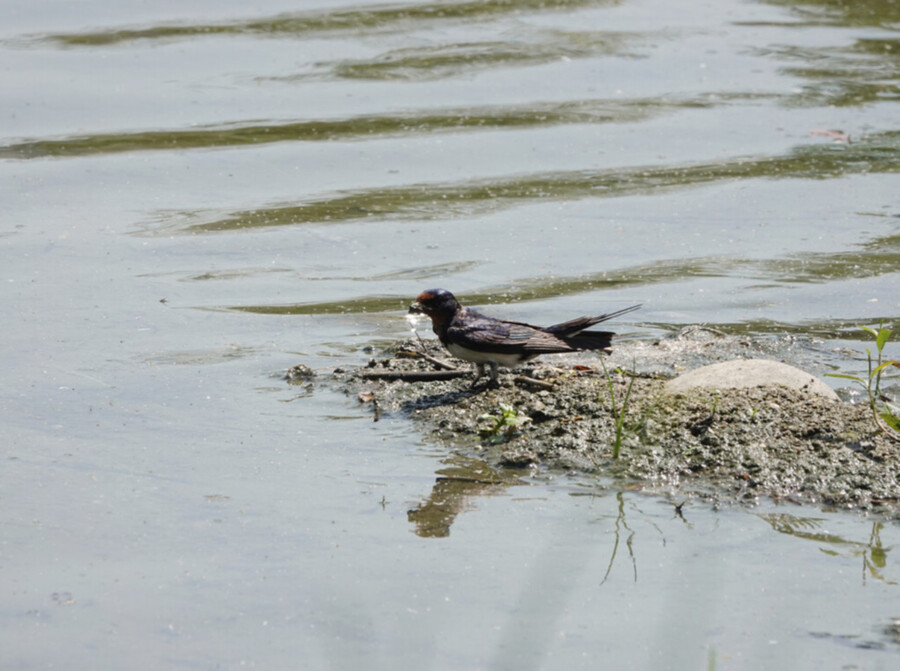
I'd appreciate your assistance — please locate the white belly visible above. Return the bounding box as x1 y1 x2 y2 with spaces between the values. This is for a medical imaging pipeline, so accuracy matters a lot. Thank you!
446 342 525 368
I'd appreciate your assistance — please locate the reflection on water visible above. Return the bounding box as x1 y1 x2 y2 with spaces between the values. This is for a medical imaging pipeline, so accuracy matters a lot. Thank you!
223 243 899 333
41 0 620 46
1 96 708 158
760 513 896 585
142 344 260 365
320 29 641 82
757 38 900 107
599 491 639 583
407 453 524 537
122 132 898 234
757 0 900 28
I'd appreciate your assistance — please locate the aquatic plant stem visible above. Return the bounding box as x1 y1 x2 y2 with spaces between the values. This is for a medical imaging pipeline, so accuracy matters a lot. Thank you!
601 358 637 459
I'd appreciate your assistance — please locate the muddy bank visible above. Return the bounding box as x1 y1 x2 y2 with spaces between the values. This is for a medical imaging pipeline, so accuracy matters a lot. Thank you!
319 329 900 516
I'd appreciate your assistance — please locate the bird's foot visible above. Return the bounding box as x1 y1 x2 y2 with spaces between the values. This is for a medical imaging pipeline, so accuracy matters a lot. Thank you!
469 381 499 394
469 363 501 391
469 377 497 391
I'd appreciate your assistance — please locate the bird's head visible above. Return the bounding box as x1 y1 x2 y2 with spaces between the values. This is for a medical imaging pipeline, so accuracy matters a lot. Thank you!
408 288 460 326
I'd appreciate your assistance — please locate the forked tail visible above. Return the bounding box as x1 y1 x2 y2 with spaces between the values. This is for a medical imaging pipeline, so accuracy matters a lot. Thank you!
546 304 641 337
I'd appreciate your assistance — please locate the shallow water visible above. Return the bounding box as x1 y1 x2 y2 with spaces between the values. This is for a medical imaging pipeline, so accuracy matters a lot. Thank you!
1 0 899 668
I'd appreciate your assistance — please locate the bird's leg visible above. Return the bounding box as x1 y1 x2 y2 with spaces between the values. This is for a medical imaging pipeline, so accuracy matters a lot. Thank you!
487 362 500 387
470 363 486 387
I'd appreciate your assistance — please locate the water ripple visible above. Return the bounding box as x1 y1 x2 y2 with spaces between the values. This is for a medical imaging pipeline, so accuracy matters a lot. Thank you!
37 0 619 47
282 29 643 82
0 96 727 159
221 235 900 317
134 131 900 234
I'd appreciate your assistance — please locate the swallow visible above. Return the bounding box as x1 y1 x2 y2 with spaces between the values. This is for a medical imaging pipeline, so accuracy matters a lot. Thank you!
408 288 640 385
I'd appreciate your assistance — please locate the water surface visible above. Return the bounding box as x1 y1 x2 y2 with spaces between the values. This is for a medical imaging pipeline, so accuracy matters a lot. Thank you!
1 0 898 668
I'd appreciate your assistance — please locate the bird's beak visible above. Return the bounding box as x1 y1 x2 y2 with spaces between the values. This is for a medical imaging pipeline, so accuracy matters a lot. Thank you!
408 301 424 315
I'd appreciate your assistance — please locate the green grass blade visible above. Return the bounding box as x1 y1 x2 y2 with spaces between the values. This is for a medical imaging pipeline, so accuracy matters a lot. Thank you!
872 360 900 376
880 411 900 432
824 373 864 383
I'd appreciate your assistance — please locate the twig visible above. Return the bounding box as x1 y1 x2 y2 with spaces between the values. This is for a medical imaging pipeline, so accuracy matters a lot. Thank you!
361 370 469 382
513 375 554 390
396 348 458 371
680 325 728 338
435 474 503 486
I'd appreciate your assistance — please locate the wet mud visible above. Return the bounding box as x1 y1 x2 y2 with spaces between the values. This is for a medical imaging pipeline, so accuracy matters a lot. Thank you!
317 329 900 516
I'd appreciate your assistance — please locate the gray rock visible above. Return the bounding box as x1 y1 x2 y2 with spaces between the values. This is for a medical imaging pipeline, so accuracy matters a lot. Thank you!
664 359 840 401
